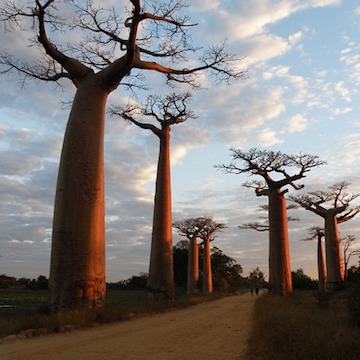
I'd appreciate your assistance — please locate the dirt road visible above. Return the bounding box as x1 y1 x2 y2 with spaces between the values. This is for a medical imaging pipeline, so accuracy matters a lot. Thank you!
1 293 255 360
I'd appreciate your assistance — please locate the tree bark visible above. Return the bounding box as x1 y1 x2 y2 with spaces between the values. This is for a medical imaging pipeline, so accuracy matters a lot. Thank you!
147 126 175 300
187 236 199 294
324 215 344 289
268 188 292 295
317 235 327 292
202 236 213 294
49 76 107 311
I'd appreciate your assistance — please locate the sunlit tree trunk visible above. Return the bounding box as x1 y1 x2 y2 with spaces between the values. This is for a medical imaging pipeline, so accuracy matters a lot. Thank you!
49 77 108 311
324 215 344 289
268 188 292 295
317 235 327 292
202 235 213 294
147 126 175 300
187 236 199 294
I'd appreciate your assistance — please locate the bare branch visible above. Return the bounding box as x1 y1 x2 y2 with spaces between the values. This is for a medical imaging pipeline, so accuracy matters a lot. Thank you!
109 92 195 136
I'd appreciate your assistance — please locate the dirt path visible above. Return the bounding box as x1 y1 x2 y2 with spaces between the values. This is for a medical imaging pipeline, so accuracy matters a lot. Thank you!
1 293 255 360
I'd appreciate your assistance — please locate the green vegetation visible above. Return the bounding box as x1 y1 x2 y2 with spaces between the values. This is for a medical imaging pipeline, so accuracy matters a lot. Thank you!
246 287 360 360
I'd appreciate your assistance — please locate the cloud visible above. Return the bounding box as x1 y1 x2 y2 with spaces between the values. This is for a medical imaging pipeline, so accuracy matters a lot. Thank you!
281 114 308 133
335 81 352 102
256 127 284 146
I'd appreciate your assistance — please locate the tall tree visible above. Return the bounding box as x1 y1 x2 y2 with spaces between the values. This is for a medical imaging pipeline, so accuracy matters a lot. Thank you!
173 217 211 294
198 218 227 294
303 227 327 292
111 93 195 300
0 1 244 310
217 148 326 295
290 182 360 289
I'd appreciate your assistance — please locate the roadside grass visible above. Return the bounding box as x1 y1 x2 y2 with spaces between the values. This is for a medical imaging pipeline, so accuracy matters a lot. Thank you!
246 290 360 360
0 287 229 338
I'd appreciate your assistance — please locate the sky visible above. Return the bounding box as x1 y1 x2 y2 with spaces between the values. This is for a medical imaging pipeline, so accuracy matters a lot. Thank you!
1 0 360 283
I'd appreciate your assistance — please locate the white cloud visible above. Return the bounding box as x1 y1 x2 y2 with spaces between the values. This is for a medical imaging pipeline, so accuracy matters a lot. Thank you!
256 127 284 146
281 114 308 133
335 81 352 102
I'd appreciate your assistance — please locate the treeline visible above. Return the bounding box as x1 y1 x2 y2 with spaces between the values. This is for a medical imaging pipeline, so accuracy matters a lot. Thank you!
109 244 318 292
0 248 321 293
0 274 48 290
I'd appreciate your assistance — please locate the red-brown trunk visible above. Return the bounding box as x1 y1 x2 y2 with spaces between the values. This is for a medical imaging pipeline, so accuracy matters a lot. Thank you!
49 77 107 311
202 236 213 294
317 235 327 292
187 236 199 294
147 127 174 300
324 215 344 289
268 188 292 295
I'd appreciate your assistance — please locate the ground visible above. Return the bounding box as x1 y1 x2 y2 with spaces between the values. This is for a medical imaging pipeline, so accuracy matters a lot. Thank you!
0 292 255 360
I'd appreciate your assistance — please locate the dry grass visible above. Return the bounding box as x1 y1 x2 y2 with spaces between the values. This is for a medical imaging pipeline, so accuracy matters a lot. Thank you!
0 288 228 338
246 290 360 360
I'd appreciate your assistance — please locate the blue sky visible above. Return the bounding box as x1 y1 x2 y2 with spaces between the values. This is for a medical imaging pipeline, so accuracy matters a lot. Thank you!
1 0 360 282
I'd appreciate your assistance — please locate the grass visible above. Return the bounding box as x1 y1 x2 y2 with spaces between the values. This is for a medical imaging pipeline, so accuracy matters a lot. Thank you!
245 290 360 360
0 287 226 339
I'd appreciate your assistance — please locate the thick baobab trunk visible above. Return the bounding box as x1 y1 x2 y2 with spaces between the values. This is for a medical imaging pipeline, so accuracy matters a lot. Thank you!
324 215 344 289
49 77 107 311
187 236 199 294
268 188 292 295
147 127 175 300
317 235 327 292
202 236 213 294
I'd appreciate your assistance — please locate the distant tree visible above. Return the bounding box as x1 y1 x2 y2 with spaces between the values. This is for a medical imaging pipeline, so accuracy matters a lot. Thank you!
249 267 266 289
211 247 243 292
291 268 317 290
239 204 299 231
0 1 244 311
198 218 227 294
114 273 148 290
303 227 327 292
36 275 49 290
173 217 211 294
173 241 189 288
341 235 360 283
290 182 360 289
0 274 17 288
111 93 195 301
217 148 326 295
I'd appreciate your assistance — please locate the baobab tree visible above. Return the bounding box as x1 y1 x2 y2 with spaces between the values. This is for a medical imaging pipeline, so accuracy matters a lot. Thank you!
303 227 327 292
173 217 210 294
290 182 360 289
198 218 227 294
0 1 244 310
217 148 326 295
341 235 360 283
111 93 195 300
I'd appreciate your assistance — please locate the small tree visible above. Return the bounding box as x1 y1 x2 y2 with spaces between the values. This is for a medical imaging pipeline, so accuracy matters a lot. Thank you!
1 0 244 310
173 217 211 294
303 227 327 292
198 218 227 294
217 148 326 295
341 235 360 283
249 267 266 290
290 182 360 289
111 93 195 300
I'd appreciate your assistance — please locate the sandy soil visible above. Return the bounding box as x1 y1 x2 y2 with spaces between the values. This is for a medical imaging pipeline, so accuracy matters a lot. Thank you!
1 293 255 360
